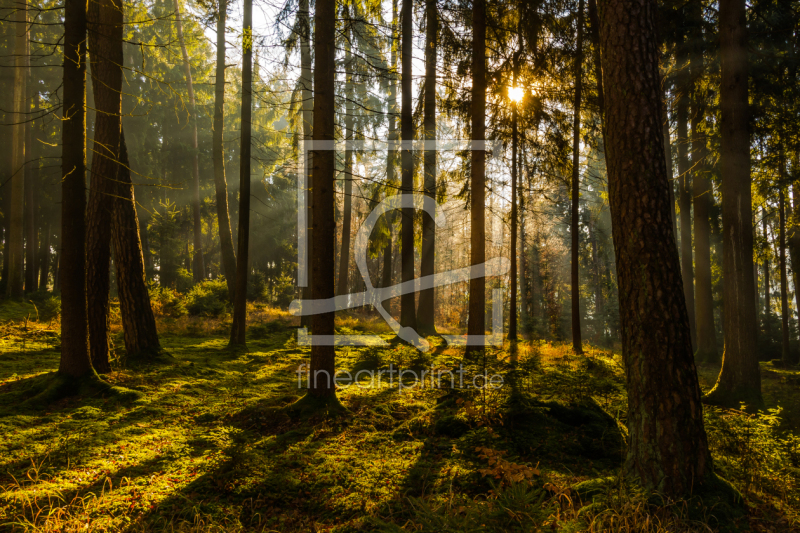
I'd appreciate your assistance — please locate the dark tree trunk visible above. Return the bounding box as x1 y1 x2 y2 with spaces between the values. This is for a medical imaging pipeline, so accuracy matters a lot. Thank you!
337 31 354 298
299 0 313 328
705 0 762 407
417 0 438 335
570 0 585 354
112 130 161 360
676 45 697 351
399 0 416 331
307 0 337 399
86 0 125 374
39 217 50 290
662 96 678 243
59 0 92 377
467 0 486 353
509 94 518 341
779 185 793 364
173 0 205 282
599 0 713 496
690 1 717 364
229 0 253 348
24 87 38 293
764 213 771 329
790 182 800 359
6 0 28 299
213 0 236 299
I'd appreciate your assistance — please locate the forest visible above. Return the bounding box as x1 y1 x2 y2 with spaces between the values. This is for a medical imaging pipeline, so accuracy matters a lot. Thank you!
0 0 799 529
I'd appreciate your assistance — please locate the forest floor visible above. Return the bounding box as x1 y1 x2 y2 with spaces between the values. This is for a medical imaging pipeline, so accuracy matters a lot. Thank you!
0 304 799 532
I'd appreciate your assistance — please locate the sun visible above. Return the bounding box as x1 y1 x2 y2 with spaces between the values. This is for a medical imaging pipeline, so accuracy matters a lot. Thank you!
508 86 524 103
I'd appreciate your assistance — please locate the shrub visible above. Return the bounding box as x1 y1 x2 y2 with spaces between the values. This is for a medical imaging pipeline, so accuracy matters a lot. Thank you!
271 274 296 309
175 268 194 294
148 286 187 318
27 290 61 321
185 278 230 317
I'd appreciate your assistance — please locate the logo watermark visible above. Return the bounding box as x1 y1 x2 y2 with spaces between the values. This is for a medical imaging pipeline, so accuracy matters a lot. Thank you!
290 140 508 352
296 363 505 392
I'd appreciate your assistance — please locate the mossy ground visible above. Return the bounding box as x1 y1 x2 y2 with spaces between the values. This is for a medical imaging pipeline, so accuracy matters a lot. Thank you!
0 306 798 532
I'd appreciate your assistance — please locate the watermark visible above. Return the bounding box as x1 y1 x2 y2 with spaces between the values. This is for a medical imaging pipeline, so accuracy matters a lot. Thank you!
290 140 509 352
296 363 504 392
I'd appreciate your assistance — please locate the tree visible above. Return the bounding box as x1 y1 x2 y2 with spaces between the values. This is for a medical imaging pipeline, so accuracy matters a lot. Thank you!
59 0 92 378
705 0 762 408
676 41 697 352
229 0 254 348
306 0 338 402
337 15 355 297
112 130 162 360
6 0 28 299
213 0 237 300
570 0 585 354
689 1 717 363
86 0 125 373
173 0 205 282
467 0 486 354
24 88 39 293
599 0 713 496
399 0 416 332
417 0 438 336
299 0 313 328
779 183 793 364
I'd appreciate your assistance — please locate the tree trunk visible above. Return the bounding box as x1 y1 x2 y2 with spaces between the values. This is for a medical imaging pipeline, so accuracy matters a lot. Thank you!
692 123 717 363
570 0 585 354
173 0 205 283
662 95 678 244
779 185 793 364
6 0 28 299
337 30 354 298
307 0 337 399
764 213 771 329
86 0 125 374
467 0 486 353
59 0 92 377
213 0 236 299
790 181 800 362
417 0 438 335
112 129 161 360
399 0 416 331
299 0 313 328
39 217 51 290
599 0 713 496
705 0 762 408
229 0 253 348
676 45 697 351
24 86 38 293
509 96 518 341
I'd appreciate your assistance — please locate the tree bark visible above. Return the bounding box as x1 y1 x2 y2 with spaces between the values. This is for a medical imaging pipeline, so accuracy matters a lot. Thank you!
337 28 354 298
418 0 438 335
599 0 713 496
509 96 518 341
467 0 486 353
779 185 793 364
59 0 92 377
308 0 337 398
39 217 51 290
705 0 762 408
173 0 205 283
571 0 585 354
299 0 313 328
24 86 38 293
764 213 771 330
112 129 161 360
399 0 416 331
86 0 124 373
229 0 253 348
790 181 800 362
676 45 697 351
6 0 28 299
213 0 236 299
